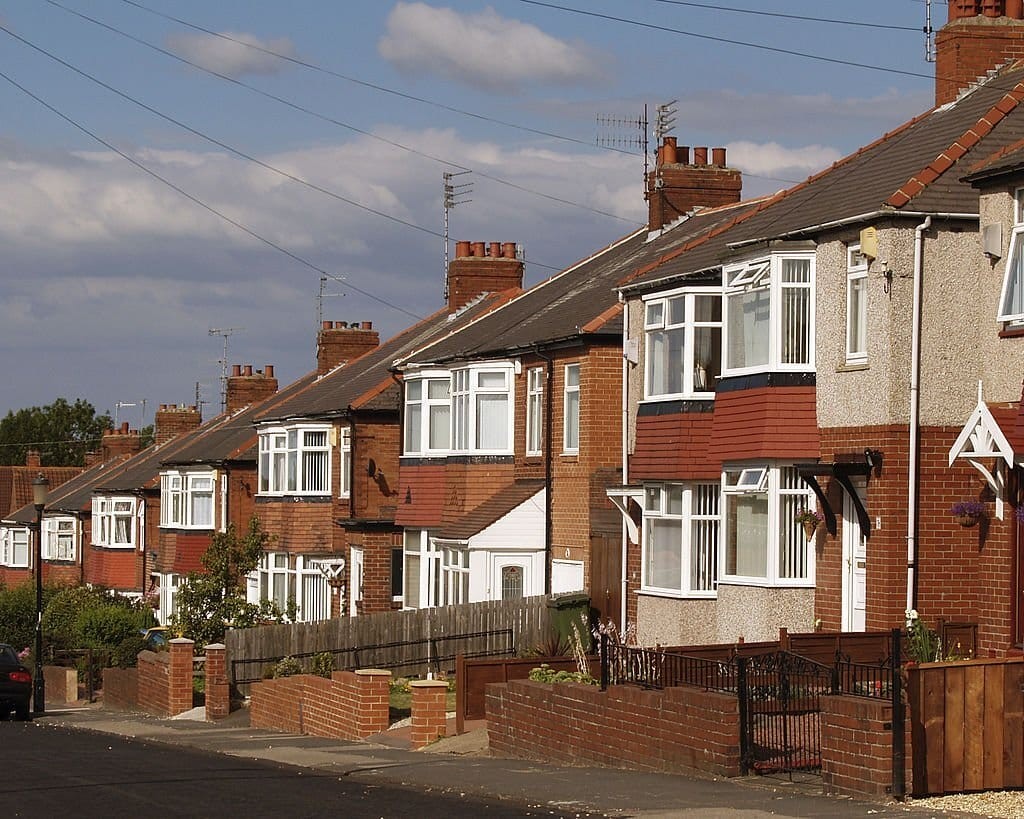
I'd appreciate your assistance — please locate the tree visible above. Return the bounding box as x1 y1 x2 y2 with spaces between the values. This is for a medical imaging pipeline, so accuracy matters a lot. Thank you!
0 398 112 466
171 517 290 647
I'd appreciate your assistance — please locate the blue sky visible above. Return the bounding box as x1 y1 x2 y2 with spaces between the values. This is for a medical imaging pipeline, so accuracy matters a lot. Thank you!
0 0 936 427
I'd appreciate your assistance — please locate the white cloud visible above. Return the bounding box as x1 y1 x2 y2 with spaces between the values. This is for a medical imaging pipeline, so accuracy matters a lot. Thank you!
378 2 607 93
165 30 296 77
725 140 842 182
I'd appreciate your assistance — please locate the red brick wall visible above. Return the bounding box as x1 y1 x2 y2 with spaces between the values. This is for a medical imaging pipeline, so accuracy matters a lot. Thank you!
134 639 194 716
820 694 901 799
317 323 379 375
394 463 446 527
350 419 401 522
410 680 449 748
101 667 138 710
352 530 403 614
155 405 201 446
447 249 523 310
486 679 742 777
249 669 391 739
254 501 333 552
710 386 819 462
936 17 1024 106
84 546 139 592
225 366 277 413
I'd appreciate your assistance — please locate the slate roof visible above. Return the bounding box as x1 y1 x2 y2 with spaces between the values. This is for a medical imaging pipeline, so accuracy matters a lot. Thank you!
437 479 545 540
5 455 132 522
258 291 519 423
621 61 1024 293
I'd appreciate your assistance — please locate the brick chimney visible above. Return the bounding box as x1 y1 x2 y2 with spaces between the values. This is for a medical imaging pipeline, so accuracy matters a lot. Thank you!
646 138 742 232
24 450 41 468
226 364 278 413
154 404 202 446
446 241 524 310
101 422 142 461
317 321 380 375
936 1 1024 106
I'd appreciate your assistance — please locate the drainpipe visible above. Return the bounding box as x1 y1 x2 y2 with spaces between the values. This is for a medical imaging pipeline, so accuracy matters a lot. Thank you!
906 216 931 614
534 348 555 596
619 293 630 629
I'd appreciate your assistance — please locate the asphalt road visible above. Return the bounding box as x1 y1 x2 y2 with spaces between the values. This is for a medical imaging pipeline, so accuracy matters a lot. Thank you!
0 721 594 818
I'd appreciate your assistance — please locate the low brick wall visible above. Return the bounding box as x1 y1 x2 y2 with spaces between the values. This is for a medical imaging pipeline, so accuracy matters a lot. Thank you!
410 680 448 749
250 669 391 740
821 695 899 799
486 680 742 777
135 638 195 717
102 667 138 710
43 665 78 704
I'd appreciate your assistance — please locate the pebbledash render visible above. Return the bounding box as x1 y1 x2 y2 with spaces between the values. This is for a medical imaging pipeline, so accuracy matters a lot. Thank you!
612 4 1024 652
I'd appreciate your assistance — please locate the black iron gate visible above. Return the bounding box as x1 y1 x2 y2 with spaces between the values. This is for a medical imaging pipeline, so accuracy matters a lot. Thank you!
737 651 834 775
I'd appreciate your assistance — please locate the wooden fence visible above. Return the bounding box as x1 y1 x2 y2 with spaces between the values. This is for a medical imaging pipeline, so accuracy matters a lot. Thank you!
225 595 556 689
908 657 1024 796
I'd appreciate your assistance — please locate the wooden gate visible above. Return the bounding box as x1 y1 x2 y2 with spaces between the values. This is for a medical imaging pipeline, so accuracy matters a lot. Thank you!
738 651 833 775
589 535 622 627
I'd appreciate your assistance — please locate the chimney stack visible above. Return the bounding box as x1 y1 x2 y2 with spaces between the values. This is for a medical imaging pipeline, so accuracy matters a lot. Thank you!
317 321 380 375
154 404 202 446
226 364 279 413
936 1 1024 106
101 422 142 461
446 240 524 310
646 139 742 232
24 450 41 468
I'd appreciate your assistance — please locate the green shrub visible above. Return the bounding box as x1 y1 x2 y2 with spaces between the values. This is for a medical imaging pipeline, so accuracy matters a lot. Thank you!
77 605 152 651
271 656 303 678
312 652 334 678
0 581 61 655
528 663 597 685
111 634 149 668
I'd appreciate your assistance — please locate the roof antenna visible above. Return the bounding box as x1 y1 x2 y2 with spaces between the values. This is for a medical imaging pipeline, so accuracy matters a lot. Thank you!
443 170 472 302
596 105 648 196
924 0 935 63
208 327 241 413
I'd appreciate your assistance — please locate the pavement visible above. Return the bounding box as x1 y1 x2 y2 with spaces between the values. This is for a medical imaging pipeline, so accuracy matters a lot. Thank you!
31 702 974 818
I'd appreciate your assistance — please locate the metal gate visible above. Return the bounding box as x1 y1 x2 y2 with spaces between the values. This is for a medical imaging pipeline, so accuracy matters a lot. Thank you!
737 651 834 775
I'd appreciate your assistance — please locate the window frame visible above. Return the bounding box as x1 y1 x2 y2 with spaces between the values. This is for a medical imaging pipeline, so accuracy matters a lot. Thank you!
998 188 1024 323
257 424 332 496
846 244 869 364
721 463 815 587
0 526 29 568
563 363 580 454
525 366 544 456
640 482 720 598
338 427 352 498
450 364 515 455
403 372 452 456
722 252 815 376
43 516 76 562
160 469 216 529
642 287 722 400
92 495 137 550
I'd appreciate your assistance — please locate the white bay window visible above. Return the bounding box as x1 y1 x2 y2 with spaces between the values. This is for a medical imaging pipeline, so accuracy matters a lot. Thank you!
93 496 137 549
44 517 76 561
644 289 722 398
258 425 331 495
0 527 29 567
526 367 543 455
846 244 868 364
998 188 1024 323
161 471 215 529
641 483 719 596
404 374 451 455
563 364 580 453
451 365 514 454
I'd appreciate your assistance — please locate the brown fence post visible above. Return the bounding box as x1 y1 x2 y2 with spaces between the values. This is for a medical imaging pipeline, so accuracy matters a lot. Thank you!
410 679 449 749
168 638 195 715
455 653 465 736
890 628 906 800
204 643 230 721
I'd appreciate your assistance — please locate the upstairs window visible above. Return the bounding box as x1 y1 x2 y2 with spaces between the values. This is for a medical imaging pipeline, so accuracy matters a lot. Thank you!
846 244 868 364
339 427 351 498
526 367 543 456
451 365 514 454
161 471 215 529
404 375 451 455
0 527 29 568
44 517 76 561
644 289 721 399
998 188 1024 323
724 253 814 375
258 425 331 495
563 364 580 453
93 496 136 549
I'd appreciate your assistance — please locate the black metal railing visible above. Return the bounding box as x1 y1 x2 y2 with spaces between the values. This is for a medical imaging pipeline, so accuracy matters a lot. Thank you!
599 636 737 692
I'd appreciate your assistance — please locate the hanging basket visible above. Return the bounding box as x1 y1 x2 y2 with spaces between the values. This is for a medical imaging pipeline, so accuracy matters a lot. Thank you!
802 520 818 540
955 514 980 528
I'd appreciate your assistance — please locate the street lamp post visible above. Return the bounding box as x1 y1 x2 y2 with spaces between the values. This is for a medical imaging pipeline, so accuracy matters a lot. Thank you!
32 473 49 716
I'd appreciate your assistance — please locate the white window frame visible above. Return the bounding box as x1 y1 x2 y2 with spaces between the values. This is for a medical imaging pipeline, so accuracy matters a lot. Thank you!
403 372 452 455
450 364 515 455
0 526 29 568
643 287 722 399
43 516 76 562
339 427 351 498
723 252 815 376
403 528 426 609
526 367 544 456
258 424 332 495
640 483 720 597
846 244 869 364
563 363 580 454
92 495 137 549
721 463 815 587
160 470 216 529
256 552 296 615
998 188 1024 323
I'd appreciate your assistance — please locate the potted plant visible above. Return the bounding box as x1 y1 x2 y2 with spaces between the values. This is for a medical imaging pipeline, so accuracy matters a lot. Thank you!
795 506 823 540
950 500 985 527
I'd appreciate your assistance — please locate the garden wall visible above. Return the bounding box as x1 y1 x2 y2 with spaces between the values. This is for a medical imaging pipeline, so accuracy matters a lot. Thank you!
485 679 742 777
101 667 138 710
821 694 902 799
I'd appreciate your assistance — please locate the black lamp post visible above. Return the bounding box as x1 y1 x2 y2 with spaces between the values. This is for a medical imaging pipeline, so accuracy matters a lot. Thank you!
32 473 49 716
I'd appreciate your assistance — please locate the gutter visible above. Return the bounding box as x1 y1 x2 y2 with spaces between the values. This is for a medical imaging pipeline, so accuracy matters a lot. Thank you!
907 216 931 614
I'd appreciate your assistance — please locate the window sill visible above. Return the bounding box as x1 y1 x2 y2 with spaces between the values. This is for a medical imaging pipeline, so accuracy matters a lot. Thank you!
718 578 815 589
999 324 1024 339
636 589 717 600
837 361 868 372
92 544 135 550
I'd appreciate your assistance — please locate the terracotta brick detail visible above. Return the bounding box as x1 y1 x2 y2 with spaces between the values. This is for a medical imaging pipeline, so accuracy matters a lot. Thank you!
647 139 742 231
226 365 278 412
820 695 900 799
100 423 142 460
410 680 449 748
395 463 447 527
155 405 202 446
134 638 194 717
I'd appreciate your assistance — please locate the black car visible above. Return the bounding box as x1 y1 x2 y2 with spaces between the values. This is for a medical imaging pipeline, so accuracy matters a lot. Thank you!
0 644 32 720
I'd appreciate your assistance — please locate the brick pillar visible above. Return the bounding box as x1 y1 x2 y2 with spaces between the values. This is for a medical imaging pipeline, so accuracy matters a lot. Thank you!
410 680 449 749
204 643 230 721
343 669 391 737
168 638 195 716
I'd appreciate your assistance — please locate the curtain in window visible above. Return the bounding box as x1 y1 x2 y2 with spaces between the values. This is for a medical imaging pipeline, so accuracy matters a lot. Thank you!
645 518 682 590
114 515 132 545
476 394 508 449
428 404 450 449
727 494 769 577
727 290 770 369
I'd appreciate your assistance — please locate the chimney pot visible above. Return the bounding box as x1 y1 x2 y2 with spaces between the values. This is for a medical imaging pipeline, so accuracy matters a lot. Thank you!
501 242 517 259
712 147 727 166
243 365 253 376
336 321 347 328
489 242 501 258
982 0 1001 17
1010 0 1024 17
322 320 333 330
694 147 708 166
679 145 691 165
120 421 129 434
231 364 241 377
663 137 677 164
455 240 471 258
361 321 373 330
471 241 486 257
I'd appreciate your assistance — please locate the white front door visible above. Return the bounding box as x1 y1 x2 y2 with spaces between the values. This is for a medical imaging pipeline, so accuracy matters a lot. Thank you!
349 547 363 617
841 482 867 632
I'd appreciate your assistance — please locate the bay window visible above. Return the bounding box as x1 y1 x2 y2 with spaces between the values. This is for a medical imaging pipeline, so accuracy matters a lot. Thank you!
404 374 451 455
93 496 136 549
0 527 29 567
563 364 580 453
339 427 351 498
161 471 215 529
402 531 469 608
641 483 719 596
258 425 331 495
44 517 76 561
724 253 814 374
644 289 722 398
722 464 814 585
451 365 513 454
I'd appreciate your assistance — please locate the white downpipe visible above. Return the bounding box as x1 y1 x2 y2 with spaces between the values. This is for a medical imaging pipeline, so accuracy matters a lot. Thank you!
620 294 630 629
907 216 931 613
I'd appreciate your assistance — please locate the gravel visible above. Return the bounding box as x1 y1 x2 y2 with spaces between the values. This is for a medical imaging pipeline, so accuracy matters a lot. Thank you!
907 790 1024 817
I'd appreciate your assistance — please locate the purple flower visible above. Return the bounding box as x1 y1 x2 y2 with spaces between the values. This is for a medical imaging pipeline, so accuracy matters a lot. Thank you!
950 501 985 517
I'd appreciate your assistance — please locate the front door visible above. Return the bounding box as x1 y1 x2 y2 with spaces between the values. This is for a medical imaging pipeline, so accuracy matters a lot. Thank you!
349 547 363 617
841 482 867 631
491 554 529 600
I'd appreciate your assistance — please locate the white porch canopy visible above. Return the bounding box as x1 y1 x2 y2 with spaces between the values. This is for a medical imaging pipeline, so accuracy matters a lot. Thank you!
948 385 1018 520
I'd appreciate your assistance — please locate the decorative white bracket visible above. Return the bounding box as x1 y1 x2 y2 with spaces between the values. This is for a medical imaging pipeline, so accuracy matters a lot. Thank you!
948 382 1017 520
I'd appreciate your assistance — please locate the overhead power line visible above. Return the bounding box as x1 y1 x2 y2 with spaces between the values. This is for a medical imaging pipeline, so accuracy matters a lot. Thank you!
646 0 922 32
46 0 641 227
